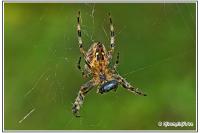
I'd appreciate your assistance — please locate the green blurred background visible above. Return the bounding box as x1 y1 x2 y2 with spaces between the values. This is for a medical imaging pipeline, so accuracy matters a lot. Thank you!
4 3 196 130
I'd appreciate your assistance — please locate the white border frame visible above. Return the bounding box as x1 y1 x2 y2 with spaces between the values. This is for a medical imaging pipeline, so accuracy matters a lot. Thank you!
1 1 198 132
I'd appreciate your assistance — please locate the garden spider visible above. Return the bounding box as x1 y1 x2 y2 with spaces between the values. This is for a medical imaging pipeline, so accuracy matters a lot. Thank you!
72 11 147 117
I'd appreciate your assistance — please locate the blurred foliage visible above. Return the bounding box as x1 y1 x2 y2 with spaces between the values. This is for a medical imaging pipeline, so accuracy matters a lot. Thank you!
4 3 196 130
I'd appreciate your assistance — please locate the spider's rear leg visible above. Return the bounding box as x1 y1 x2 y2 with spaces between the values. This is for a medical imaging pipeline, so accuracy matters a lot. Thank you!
72 80 96 117
114 75 147 96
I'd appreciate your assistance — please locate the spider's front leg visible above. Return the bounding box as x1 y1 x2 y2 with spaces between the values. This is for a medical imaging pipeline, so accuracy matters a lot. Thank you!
110 52 119 74
108 13 115 60
114 74 147 96
72 80 96 117
114 52 119 70
77 57 91 78
77 11 86 56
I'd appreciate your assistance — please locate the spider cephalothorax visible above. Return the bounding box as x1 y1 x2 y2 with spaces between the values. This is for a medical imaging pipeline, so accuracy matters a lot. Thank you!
86 42 112 83
72 11 146 117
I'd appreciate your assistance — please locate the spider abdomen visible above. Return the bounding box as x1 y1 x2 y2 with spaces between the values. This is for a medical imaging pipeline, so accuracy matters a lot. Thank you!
99 80 118 94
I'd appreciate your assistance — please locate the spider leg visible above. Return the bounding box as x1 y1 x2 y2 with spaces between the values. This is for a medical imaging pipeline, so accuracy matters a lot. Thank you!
72 80 96 117
110 52 119 74
77 56 84 76
114 74 147 96
77 57 90 78
114 52 119 70
77 11 86 56
108 13 115 59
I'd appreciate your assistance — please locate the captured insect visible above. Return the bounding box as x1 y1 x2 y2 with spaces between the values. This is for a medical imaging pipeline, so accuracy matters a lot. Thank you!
72 11 147 117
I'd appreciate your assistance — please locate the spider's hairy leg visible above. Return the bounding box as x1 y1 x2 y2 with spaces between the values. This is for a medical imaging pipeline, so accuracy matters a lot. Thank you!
77 56 84 76
77 57 90 78
108 13 115 59
114 75 147 96
111 52 119 73
77 11 86 56
72 80 95 117
114 52 119 70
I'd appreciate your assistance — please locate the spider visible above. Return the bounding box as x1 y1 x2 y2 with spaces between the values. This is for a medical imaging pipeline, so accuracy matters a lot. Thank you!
72 11 147 117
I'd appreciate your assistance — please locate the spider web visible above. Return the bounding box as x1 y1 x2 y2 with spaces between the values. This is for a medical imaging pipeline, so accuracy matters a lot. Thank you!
17 3 103 129
15 3 195 130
